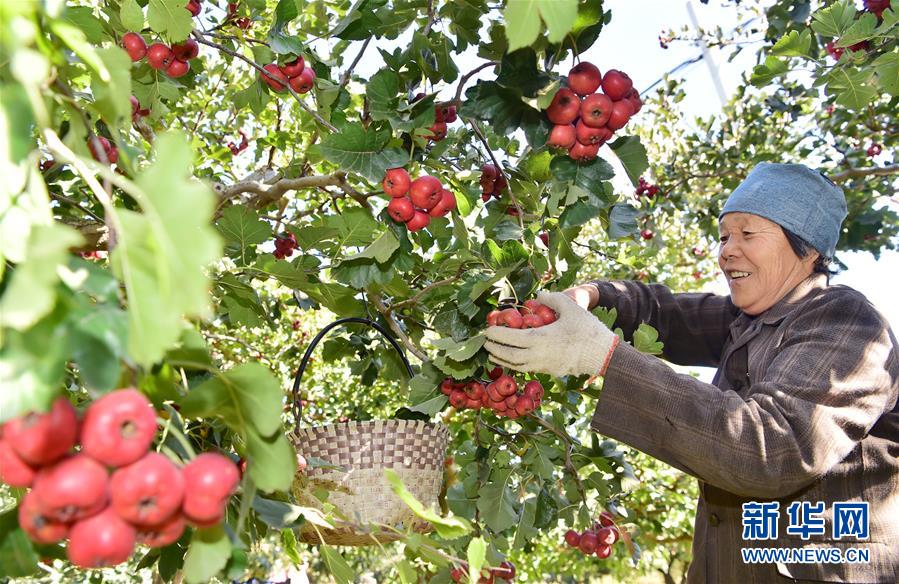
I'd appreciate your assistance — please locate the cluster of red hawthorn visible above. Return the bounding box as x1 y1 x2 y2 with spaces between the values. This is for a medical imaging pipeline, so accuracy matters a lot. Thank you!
479 163 508 202
273 232 298 259
545 62 642 161
635 176 661 198
0 390 240 568
259 56 316 94
122 33 199 79
228 130 250 156
411 95 459 141
450 560 516 583
563 511 623 559
383 168 457 231
440 370 544 420
486 299 558 329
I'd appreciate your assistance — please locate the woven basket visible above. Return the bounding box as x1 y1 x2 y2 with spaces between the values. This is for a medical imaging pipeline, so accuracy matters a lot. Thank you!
288 318 450 546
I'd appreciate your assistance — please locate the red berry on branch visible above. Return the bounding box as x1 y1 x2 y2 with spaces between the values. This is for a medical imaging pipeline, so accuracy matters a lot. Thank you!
601 69 633 101
171 39 199 61
280 56 305 78
146 43 173 70
546 88 581 125
122 32 147 61
567 61 602 96
3 397 78 466
80 388 157 468
261 63 288 92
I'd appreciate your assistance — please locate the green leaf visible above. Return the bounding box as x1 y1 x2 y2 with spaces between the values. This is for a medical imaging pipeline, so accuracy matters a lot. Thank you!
252 255 308 289
769 29 811 58
466 537 487 584
245 431 297 493
0 223 82 330
408 374 448 416
343 230 399 263
0 508 38 577
511 496 538 550
504 0 541 51
435 334 486 362
183 525 232 584
111 132 223 368
91 47 133 125
608 204 639 239
253 496 335 529
49 20 109 82
538 0 578 44
834 13 878 47
810 0 857 38
397 559 418 584
0 84 35 164
385 469 471 538
608 136 647 186
825 67 878 110
70 304 128 392
633 323 664 355
496 48 550 98
308 124 408 181
217 206 272 253
147 0 194 42
181 363 283 437
476 470 517 532
62 6 107 44
873 52 899 96
367 69 402 122
120 0 145 31
321 546 355 584
750 55 790 86
464 81 544 138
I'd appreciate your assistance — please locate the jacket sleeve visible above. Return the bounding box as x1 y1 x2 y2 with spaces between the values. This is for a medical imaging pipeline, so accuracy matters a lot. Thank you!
591 280 739 367
590 290 899 499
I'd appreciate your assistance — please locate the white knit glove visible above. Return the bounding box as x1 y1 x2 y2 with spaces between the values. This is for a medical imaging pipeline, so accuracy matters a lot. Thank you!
484 291 620 378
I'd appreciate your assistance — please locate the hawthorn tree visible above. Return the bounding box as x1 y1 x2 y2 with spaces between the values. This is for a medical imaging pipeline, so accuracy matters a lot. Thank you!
0 0 895 582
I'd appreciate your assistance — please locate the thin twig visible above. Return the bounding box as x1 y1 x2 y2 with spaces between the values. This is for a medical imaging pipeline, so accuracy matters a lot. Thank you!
368 291 430 363
337 38 372 93
388 265 466 313
451 61 498 106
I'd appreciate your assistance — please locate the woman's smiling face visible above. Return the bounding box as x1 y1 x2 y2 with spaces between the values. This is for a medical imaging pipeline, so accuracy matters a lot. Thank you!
718 213 819 315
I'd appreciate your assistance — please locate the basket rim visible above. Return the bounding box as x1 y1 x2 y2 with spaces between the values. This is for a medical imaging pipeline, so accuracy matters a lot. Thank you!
290 419 449 436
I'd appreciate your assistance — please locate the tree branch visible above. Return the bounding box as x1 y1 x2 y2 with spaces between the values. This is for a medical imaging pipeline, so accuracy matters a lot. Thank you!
337 38 371 94
388 265 465 314
451 61 498 106
830 163 899 183
368 291 430 363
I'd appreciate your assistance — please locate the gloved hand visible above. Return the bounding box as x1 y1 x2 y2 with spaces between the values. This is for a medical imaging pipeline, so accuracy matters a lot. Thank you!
484 291 620 378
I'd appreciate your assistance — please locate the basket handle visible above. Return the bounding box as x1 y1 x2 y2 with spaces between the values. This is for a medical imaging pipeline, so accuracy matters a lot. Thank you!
290 317 416 433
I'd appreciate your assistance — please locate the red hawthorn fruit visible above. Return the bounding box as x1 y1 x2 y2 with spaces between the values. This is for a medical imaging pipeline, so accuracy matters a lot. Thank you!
539 232 549 246
0 441 37 487
864 0 891 17
606 99 635 132
443 105 458 123
498 308 524 329
480 192 491 202
428 188 457 217
625 88 643 114
289 66 315 93
465 382 485 401
18 490 69 544
165 59 190 78
235 17 251 29
181 453 239 525
521 299 541 314
599 510 616 527
80 388 157 468
261 63 288 92
110 452 185 526
548 123 577 149
481 163 499 181
88 136 119 164
546 88 581 125
523 380 544 401
130 95 140 117
406 210 431 232
186 0 201 17
409 175 443 210
32 454 109 522
569 141 600 161
486 310 503 326
171 39 199 61
564 529 581 547
595 544 613 559
146 43 173 70
576 120 612 146
494 374 517 397
427 121 447 141
580 93 614 128
382 167 411 197
440 379 454 396
122 32 147 61
493 175 508 194
387 197 415 223
449 391 467 408
597 526 619 545
136 512 186 548
567 61 602 96
280 56 305 78
640 229 654 240
579 531 599 554
867 143 883 157
600 69 633 101
487 366 503 380
67 507 137 568
514 395 535 416
522 313 543 328
3 396 78 466
496 560 516 581
535 304 557 325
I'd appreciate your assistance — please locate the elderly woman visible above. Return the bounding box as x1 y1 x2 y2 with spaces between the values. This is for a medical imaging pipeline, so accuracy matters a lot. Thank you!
485 163 899 583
